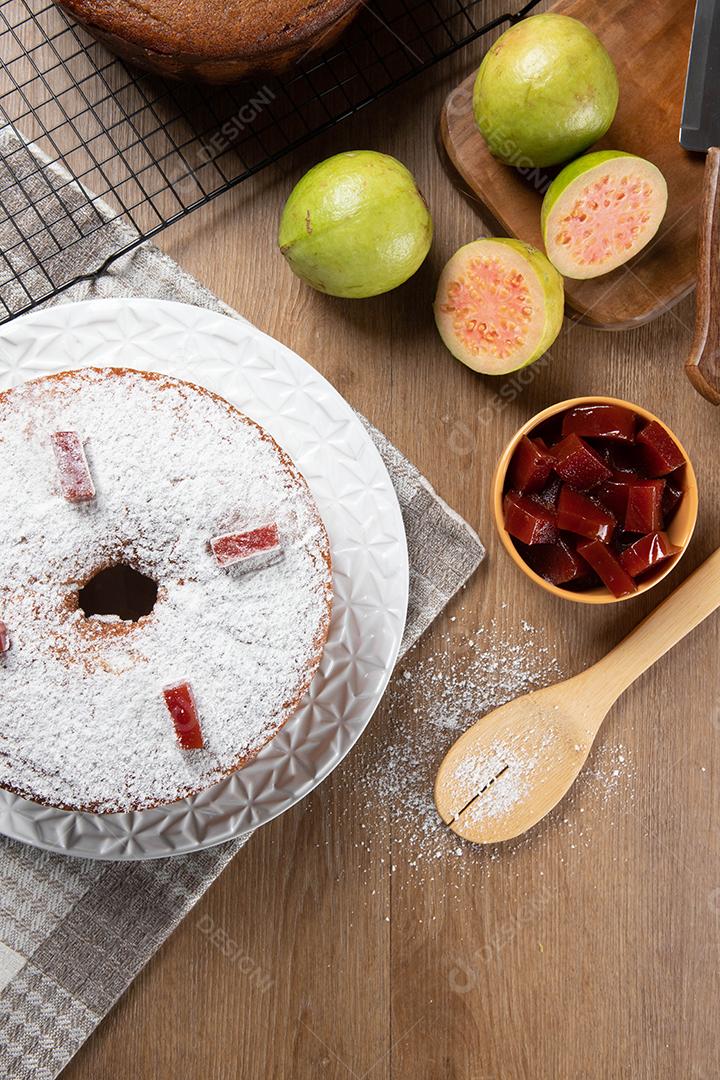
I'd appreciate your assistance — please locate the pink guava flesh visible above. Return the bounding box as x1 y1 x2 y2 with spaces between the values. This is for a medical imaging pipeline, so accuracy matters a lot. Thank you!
441 255 534 362
554 173 653 270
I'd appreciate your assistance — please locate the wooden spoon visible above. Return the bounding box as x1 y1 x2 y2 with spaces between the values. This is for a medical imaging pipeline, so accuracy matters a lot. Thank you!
435 547 720 844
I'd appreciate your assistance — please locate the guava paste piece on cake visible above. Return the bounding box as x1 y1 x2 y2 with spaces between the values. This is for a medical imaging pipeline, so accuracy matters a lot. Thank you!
576 539 636 598
561 403 636 443
552 433 612 490
0 621 9 653
557 486 615 543
636 421 685 477
163 682 204 750
211 524 281 568
619 532 681 579
51 431 95 502
503 492 558 545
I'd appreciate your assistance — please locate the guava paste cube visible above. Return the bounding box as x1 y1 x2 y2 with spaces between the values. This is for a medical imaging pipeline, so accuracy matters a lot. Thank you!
532 416 564 447
211 524 281 568
163 682 204 750
557 486 616 542
577 540 637 598
619 532 681 579
0 621 9 653
536 474 562 508
503 492 558 545
523 537 588 585
51 431 95 502
601 442 646 477
636 421 685 477
597 479 630 520
612 529 639 551
624 479 664 533
509 436 554 494
561 403 637 443
552 434 612 490
661 481 683 525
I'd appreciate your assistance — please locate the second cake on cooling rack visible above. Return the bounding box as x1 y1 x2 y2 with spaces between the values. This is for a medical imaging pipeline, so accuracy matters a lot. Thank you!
57 0 361 82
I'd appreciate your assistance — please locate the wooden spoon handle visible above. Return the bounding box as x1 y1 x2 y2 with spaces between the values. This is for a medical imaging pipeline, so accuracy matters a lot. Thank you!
686 147 720 405
590 547 720 706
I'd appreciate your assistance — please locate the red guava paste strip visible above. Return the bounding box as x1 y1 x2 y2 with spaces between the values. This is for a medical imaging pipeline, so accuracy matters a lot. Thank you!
163 682 204 750
51 431 95 502
0 622 10 653
211 524 281 568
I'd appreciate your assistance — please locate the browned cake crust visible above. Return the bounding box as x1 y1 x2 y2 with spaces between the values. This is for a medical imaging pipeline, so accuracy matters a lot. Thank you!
57 0 361 82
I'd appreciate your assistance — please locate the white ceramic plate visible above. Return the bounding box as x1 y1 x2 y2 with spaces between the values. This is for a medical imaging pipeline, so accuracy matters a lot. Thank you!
0 298 408 859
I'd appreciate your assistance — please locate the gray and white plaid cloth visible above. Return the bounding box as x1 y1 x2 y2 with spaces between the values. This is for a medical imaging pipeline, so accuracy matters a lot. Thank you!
0 130 485 1080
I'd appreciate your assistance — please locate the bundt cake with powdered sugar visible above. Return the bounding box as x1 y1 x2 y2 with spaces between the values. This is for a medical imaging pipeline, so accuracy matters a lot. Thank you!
0 367 332 812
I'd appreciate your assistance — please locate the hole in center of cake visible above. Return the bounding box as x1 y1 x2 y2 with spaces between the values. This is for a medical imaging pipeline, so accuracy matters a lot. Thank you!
78 564 158 622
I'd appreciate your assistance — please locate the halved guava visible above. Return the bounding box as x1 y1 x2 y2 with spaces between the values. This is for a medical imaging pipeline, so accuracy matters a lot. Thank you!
433 238 564 376
541 151 668 280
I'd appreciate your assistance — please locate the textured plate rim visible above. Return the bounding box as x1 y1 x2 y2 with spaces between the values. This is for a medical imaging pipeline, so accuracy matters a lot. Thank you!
0 298 409 859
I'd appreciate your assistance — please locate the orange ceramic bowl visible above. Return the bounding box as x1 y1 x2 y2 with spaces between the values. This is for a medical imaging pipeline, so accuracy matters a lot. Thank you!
492 397 698 604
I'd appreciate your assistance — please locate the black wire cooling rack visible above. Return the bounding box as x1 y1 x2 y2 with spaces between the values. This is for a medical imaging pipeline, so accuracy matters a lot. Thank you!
0 0 543 322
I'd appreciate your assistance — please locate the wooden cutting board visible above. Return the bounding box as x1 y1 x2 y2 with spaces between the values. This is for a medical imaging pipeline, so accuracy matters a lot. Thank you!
439 0 704 329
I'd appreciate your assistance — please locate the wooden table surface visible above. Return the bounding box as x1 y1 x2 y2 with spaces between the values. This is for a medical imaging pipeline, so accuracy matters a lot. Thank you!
61 6 720 1077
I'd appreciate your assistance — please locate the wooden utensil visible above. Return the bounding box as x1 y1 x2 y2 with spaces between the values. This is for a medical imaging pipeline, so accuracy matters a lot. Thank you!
439 0 703 328
435 546 720 844
680 0 720 402
685 147 720 403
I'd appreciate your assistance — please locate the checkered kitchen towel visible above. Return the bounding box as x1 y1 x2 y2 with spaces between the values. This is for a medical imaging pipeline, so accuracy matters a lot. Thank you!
0 129 485 1080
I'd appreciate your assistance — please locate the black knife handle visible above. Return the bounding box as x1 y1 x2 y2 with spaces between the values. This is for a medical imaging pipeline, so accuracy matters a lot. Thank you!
686 146 720 404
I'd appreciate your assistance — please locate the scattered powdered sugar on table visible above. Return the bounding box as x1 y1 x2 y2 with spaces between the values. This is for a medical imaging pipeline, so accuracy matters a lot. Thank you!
318 614 636 897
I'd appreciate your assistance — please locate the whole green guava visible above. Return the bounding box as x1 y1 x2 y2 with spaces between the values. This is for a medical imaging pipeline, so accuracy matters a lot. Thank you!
473 13 619 168
278 151 433 298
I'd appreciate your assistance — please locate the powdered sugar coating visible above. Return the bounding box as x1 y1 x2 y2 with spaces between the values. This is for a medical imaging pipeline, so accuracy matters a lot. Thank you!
0 368 333 812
